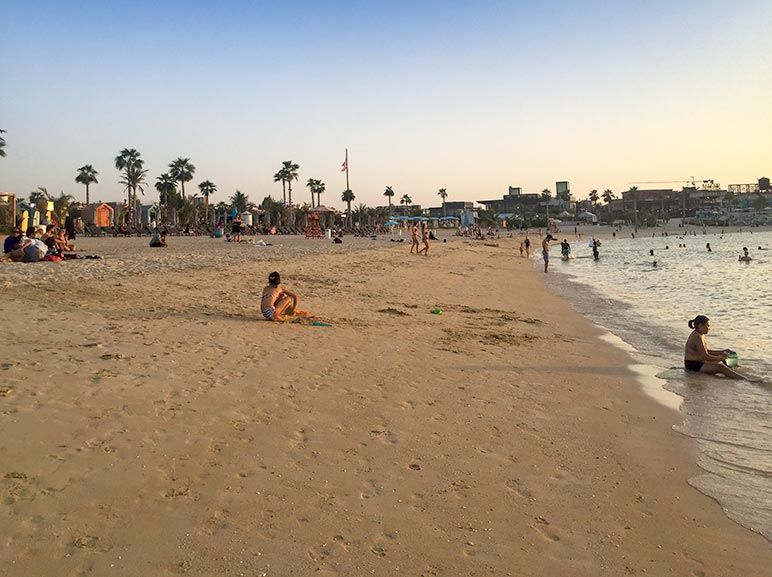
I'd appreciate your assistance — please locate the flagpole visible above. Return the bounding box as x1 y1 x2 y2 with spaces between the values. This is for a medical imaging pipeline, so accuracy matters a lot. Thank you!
345 148 350 191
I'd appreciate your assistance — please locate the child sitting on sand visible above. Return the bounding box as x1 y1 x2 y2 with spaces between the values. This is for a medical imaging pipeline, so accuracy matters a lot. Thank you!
261 271 298 321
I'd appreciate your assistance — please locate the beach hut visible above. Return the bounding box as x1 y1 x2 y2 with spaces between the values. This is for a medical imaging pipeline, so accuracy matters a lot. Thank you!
577 211 597 224
141 204 160 228
81 203 114 227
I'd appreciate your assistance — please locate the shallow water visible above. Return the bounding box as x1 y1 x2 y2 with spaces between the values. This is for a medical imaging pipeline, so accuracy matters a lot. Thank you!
546 229 772 541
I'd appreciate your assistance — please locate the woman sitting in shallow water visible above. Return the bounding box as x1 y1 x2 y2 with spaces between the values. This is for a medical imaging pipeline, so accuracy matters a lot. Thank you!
684 315 744 379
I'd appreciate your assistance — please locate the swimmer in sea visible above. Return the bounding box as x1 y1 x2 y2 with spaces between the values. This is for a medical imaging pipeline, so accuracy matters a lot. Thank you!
739 247 752 262
684 315 744 379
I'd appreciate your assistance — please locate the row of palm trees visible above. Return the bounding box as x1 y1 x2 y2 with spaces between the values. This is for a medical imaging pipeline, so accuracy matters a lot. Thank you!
71 150 212 226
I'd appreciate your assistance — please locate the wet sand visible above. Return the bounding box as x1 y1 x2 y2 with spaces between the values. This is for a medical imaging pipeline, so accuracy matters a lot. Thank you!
1 235 769 575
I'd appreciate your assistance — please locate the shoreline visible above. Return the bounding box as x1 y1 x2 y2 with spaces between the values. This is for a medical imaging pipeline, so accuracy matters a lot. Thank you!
1 237 769 575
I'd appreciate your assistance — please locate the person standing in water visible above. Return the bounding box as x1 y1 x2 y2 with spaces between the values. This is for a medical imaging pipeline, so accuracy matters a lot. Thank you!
684 315 744 379
541 234 553 273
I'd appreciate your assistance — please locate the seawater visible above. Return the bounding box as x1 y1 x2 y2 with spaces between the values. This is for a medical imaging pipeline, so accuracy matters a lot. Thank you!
545 229 772 542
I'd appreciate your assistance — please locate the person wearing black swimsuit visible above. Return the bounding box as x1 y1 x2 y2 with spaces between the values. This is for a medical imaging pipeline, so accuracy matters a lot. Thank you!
684 315 744 379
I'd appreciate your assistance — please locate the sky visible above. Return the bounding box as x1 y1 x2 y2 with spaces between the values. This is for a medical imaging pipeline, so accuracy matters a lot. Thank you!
2 0 771 209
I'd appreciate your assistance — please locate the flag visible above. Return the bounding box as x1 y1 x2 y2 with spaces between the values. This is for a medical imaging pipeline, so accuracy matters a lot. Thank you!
341 158 347 172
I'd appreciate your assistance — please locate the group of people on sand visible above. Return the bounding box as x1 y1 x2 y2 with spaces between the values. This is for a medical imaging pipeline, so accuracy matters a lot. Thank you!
410 221 431 256
2 225 76 262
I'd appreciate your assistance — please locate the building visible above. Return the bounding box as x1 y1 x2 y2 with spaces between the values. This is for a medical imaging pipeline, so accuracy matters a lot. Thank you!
425 201 474 217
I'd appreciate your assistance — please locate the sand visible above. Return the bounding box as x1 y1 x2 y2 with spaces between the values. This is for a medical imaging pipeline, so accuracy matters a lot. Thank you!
1 235 769 576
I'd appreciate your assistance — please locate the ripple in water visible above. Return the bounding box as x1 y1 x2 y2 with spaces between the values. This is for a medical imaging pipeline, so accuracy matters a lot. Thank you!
547 229 772 541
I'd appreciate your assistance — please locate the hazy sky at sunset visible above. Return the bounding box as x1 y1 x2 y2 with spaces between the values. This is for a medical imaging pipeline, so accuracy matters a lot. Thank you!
2 0 771 209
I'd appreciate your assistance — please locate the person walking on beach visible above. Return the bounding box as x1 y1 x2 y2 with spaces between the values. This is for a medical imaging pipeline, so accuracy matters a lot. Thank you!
524 236 531 258
261 271 298 321
541 234 553 273
519 241 524 257
418 221 430 256
684 315 744 379
592 238 600 261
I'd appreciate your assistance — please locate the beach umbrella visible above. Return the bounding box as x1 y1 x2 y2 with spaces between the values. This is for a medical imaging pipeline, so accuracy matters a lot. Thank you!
439 216 459 220
395 216 410 220
385 220 398 226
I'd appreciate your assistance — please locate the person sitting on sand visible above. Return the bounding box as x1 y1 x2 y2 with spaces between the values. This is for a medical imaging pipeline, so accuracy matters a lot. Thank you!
149 230 168 248
1 228 47 262
3 226 24 255
684 315 744 379
57 228 75 252
261 271 298 321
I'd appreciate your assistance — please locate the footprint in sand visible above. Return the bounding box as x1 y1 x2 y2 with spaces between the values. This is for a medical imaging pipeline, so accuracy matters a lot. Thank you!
359 479 384 500
368 532 397 557
307 544 331 561
369 428 399 445
530 516 561 542
333 534 351 552
73 534 110 552
289 429 309 449
504 479 534 500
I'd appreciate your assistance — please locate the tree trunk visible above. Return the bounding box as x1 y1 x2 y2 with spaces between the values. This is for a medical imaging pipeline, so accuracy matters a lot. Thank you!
86 184 90 205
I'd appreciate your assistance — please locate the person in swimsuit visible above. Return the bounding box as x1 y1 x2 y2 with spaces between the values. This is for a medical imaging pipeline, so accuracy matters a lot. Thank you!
524 236 530 257
232 215 242 243
410 222 420 254
260 271 297 321
541 234 553 273
684 315 744 379
418 221 430 256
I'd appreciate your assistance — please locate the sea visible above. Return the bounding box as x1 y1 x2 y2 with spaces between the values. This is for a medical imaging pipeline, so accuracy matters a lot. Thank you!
545 228 772 542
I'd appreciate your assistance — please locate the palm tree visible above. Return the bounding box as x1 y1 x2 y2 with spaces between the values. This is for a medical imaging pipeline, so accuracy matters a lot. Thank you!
384 186 395 207
602 189 615 224
341 189 356 215
438 188 448 216
280 160 300 223
628 186 639 227
169 157 196 200
28 187 50 214
155 173 178 225
540 189 552 222
51 191 75 225
306 178 321 207
400 194 412 208
198 180 216 226
120 165 148 224
115 149 144 225
75 165 99 204
273 170 287 206
588 189 599 210
230 190 250 213
315 180 326 207
0 129 6 158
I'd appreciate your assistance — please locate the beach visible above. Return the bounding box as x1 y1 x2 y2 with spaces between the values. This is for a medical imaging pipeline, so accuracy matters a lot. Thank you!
1 235 769 576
